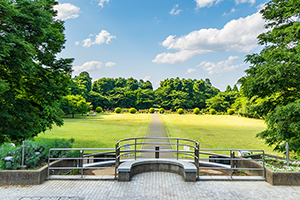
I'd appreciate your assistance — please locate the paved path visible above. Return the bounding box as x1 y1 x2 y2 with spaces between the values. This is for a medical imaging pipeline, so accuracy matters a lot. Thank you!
1 172 300 200
141 113 174 158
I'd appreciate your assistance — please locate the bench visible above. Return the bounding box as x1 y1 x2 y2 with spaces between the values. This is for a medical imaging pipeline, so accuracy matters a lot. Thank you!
118 159 197 182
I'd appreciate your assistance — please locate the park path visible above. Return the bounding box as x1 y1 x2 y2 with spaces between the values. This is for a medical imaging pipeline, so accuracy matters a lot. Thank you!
141 112 174 158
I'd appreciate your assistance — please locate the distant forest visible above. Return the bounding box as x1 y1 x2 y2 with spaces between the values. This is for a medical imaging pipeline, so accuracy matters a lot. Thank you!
61 71 262 118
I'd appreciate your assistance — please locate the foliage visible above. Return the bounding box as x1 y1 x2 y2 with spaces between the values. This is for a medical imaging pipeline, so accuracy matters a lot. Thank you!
155 78 219 111
129 108 137 114
0 139 77 170
115 107 122 113
239 0 300 154
177 108 184 115
158 108 165 114
193 108 200 115
0 0 73 144
60 95 91 118
95 106 103 113
257 101 300 155
227 109 235 115
149 108 155 114
210 109 217 115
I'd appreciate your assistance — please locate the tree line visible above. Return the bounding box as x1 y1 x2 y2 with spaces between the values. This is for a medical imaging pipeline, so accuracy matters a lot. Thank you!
63 72 244 115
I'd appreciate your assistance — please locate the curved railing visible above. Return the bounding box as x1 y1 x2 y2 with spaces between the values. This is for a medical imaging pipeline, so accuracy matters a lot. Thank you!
115 137 200 179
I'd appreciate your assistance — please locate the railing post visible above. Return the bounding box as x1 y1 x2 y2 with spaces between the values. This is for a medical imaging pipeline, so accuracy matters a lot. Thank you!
195 144 199 180
81 150 84 178
115 143 119 179
48 149 50 178
177 139 179 160
155 145 159 159
262 150 265 179
135 139 137 160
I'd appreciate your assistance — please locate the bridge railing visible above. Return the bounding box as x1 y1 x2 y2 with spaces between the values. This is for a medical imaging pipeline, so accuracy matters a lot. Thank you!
47 148 115 179
115 137 200 178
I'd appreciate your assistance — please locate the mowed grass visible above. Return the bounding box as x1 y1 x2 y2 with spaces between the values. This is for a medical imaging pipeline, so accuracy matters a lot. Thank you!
35 113 150 148
162 114 280 156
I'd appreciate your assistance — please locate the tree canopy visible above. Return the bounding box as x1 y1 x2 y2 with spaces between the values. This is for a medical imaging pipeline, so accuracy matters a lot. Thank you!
0 0 73 144
239 0 300 154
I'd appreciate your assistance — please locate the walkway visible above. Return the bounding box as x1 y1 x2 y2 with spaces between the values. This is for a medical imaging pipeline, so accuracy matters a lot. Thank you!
2 172 300 200
141 113 173 158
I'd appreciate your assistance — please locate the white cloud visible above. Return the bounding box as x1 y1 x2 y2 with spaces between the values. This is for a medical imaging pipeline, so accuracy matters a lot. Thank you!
197 56 245 74
170 4 182 15
82 38 93 48
185 68 197 75
105 62 116 67
195 0 222 8
223 8 236 16
54 3 80 21
143 76 151 82
73 61 102 72
97 0 110 8
235 0 255 5
81 30 116 47
75 41 80 46
152 12 265 64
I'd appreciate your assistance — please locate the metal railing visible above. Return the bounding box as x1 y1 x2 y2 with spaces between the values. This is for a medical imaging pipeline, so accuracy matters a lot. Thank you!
48 148 115 178
198 149 265 179
47 138 265 181
115 137 200 179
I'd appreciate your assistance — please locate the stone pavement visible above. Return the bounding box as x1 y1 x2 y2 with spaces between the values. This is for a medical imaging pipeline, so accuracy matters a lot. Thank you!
141 113 174 158
1 172 300 200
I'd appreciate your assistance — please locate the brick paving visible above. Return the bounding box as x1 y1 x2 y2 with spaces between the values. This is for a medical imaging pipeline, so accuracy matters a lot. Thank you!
1 172 300 200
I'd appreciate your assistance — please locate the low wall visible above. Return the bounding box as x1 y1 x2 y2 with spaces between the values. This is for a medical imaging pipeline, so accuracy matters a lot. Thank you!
237 155 300 185
0 160 76 185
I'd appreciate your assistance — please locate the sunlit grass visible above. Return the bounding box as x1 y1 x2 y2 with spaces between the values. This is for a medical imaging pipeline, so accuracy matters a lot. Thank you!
35 113 151 149
161 114 281 156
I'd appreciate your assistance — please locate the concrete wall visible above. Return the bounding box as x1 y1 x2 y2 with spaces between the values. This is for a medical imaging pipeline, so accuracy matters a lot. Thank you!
0 160 77 185
237 155 300 185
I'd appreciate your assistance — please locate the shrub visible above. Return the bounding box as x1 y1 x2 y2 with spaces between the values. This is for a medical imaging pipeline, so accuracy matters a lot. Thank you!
129 108 137 114
177 108 184 114
193 107 200 115
115 107 122 113
0 139 77 170
210 109 217 115
149 108 155 114
95 106 102 113
227 109 234 115
158 108 165 114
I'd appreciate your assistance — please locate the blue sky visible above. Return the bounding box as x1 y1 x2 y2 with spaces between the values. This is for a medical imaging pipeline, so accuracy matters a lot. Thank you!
55 0 268 91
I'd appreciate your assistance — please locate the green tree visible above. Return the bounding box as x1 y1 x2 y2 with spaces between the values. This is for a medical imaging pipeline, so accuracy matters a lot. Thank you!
239 0 300 154
60 95 90 118
0 0 73 144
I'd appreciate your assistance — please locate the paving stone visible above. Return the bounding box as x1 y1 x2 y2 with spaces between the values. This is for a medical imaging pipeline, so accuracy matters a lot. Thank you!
1 172 300 200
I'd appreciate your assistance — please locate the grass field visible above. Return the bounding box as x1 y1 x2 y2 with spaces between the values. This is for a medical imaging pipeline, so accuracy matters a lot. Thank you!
161 114 281 156
35 113 151 148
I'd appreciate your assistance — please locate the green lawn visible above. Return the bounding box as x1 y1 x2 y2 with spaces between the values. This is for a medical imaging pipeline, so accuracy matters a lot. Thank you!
35 113 151 148
161 114 281 156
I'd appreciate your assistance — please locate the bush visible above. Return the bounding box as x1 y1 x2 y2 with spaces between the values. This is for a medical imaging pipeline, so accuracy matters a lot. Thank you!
115 107 122 113
227 109 234 115
129 108 137 114
0 139 77 170
158 108 165 114
149 108 155 114
210 109 217 115
193 107 200 115
177 108 184 114
95 106 102 113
